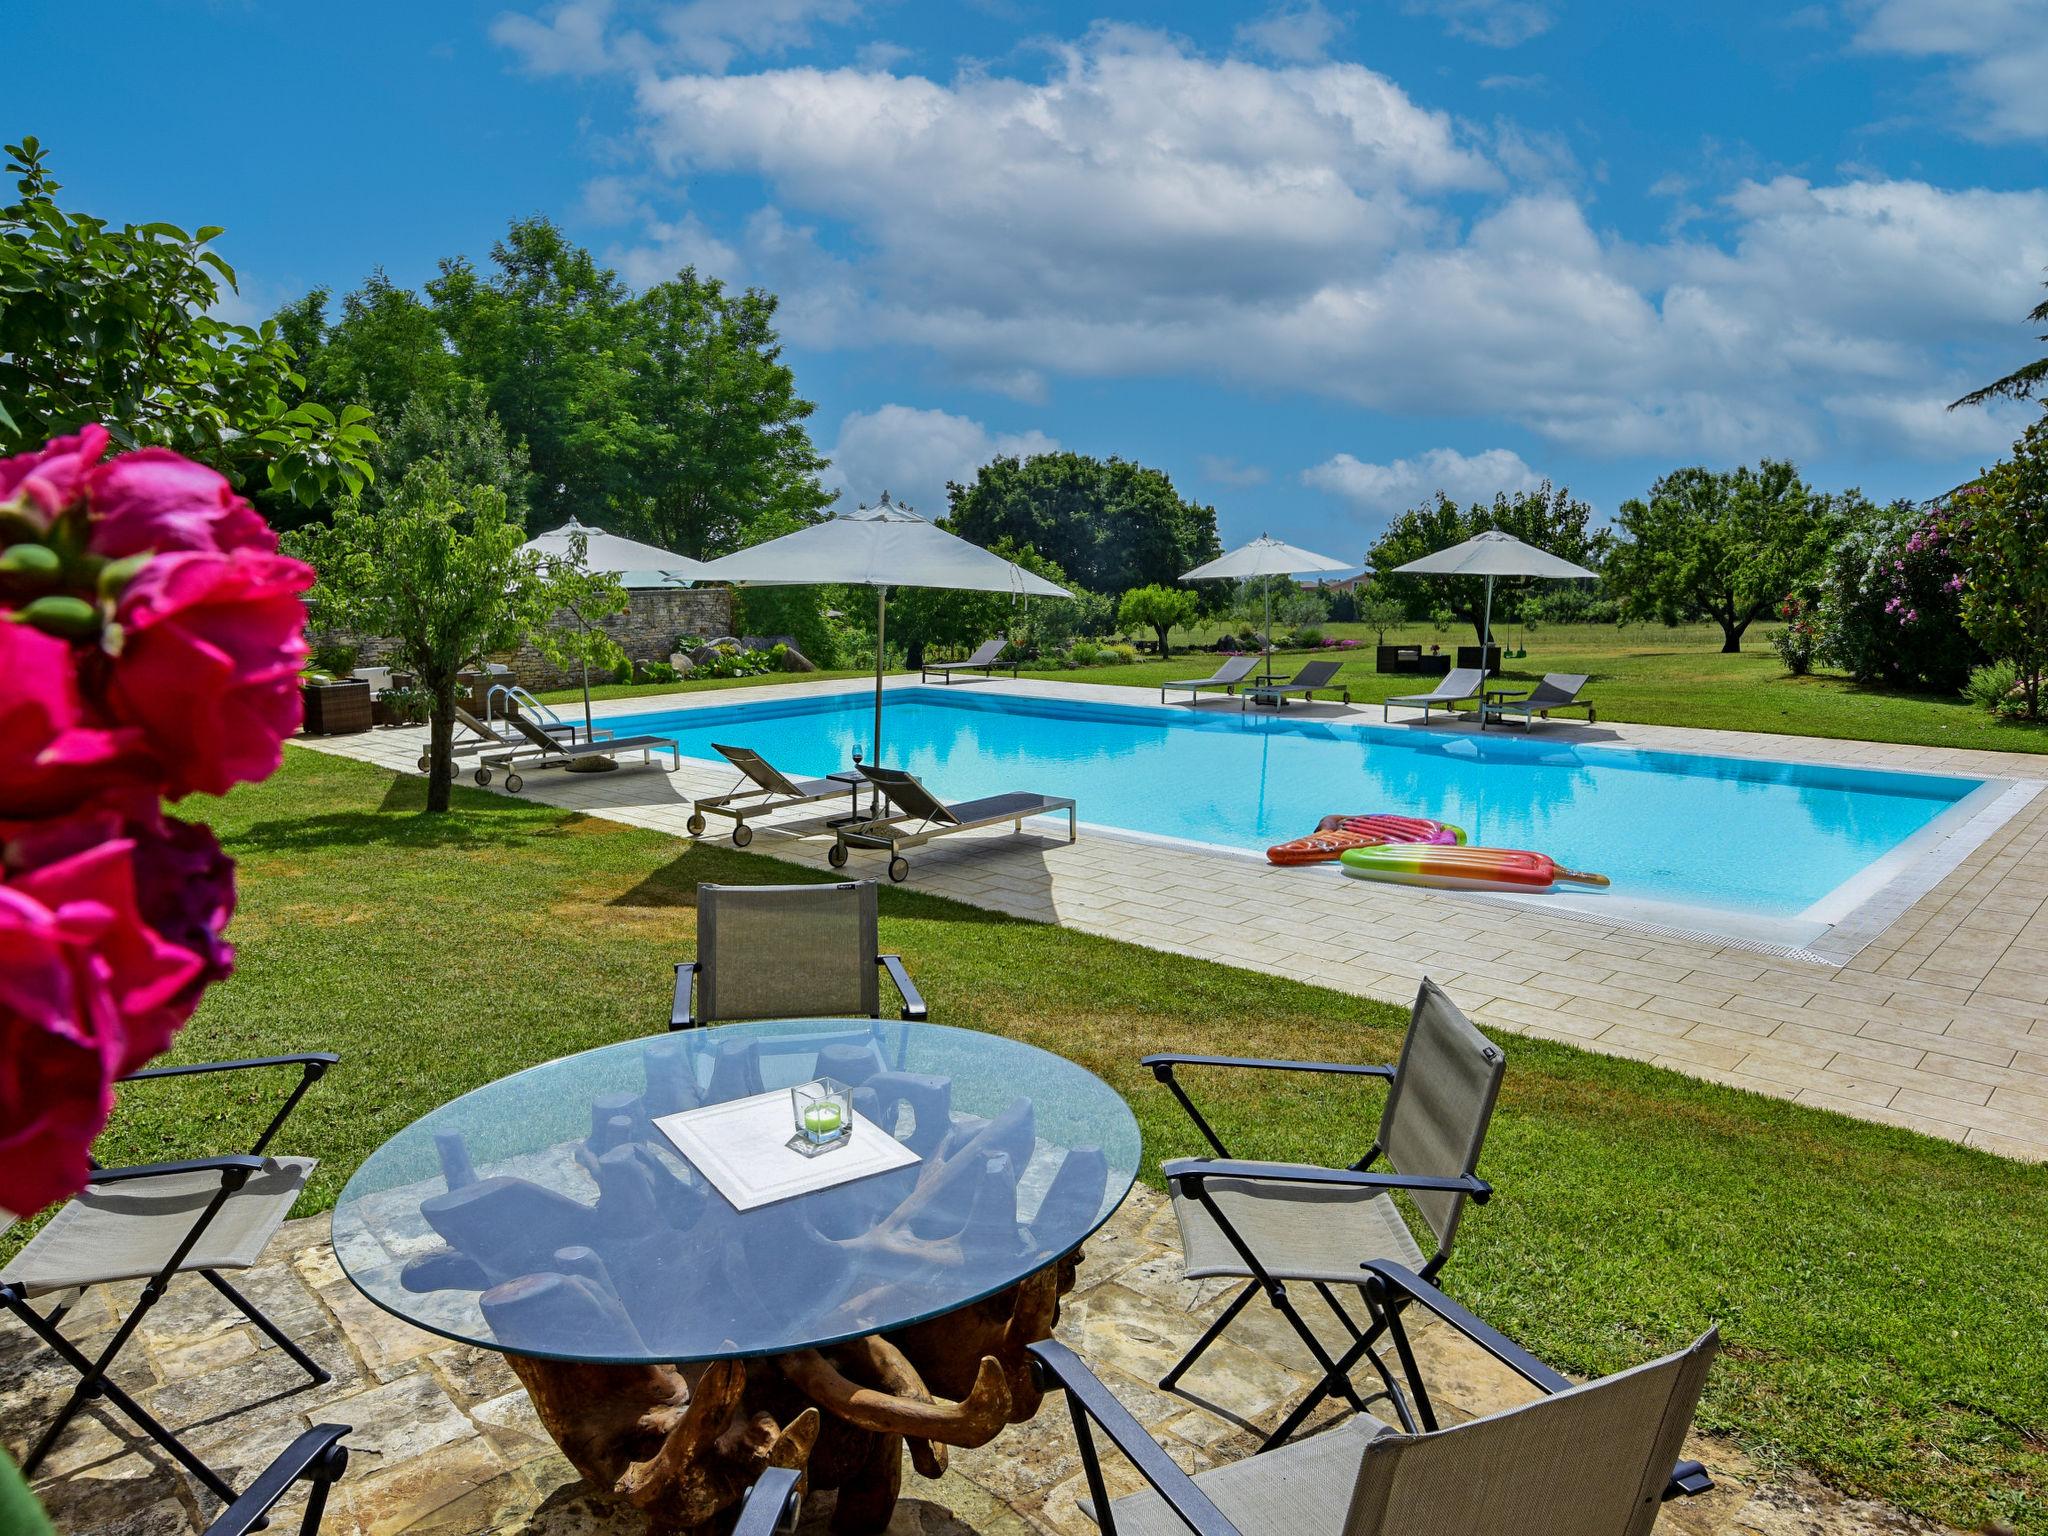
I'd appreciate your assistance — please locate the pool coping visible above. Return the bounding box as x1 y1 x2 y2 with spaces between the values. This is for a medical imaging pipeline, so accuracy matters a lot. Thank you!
296 674 2048 1161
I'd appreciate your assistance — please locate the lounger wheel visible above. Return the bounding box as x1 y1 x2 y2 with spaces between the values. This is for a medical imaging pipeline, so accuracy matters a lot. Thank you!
474 767 492 786
732 824 753 848
686 812 707 837
418 753 431 772
827 843 849 869
505 773 524 793
887 856 910 883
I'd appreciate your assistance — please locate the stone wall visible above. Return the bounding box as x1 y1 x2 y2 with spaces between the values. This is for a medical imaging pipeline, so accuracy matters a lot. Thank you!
309 585 734 691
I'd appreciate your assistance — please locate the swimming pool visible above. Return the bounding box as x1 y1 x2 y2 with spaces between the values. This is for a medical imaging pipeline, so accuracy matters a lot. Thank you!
605 687 1996 932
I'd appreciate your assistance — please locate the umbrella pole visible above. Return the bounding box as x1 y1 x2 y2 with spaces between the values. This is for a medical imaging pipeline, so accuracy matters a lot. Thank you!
873 586 887 815
1481 575 1495 677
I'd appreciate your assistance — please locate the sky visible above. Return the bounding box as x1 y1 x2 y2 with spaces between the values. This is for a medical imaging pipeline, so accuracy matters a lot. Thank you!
13 0 2048 564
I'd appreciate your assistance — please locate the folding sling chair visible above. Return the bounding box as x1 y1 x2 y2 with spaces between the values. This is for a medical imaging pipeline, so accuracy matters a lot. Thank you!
203 1424 351 1536
1144 978 1504 1446
0 1052 338 1504
1028 1263 1714 1536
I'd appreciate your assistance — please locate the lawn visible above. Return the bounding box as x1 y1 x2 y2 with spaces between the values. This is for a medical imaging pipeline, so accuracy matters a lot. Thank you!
60 747 2048 1533
538 621 2048 757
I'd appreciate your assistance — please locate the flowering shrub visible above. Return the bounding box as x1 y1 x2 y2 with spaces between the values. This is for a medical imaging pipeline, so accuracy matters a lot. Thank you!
0 425 309 1215
1769 597 1819 676
1816 503 1979 694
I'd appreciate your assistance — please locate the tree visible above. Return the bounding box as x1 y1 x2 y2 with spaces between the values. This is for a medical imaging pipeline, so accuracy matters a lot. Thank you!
1117 584 1199 656
1354 588 1408 644
288 459 571 811
1947 412 2048 719
1367 482 1607 642
527 535 629 735
0 137 375 505
945 453 1221 597
1603 462 1836 653
287 270 464 429
369 389 533 527
1953 274 2047 409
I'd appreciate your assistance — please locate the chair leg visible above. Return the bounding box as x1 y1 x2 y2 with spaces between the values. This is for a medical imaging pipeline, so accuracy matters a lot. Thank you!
204 1271 330 1385
1159 1280 1257 1389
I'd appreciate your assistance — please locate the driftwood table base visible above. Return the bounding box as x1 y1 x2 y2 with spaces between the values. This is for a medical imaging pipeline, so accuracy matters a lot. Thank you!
508 1253 1081 1534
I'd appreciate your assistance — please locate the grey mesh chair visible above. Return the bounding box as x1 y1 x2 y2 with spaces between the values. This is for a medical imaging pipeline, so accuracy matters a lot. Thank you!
1145 979 1504 1446
672 881 926 1029
0 1054 337 1506
203 1425 351 1536
1030 1263 1715 1536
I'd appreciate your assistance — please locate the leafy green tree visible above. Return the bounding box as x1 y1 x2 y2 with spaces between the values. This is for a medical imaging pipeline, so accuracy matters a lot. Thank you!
1117 583 1199 656
369 389 533 527
1948 412 2048 719
1354 588 1408 644
945 453 1221 597
527 534 629 735
1953 274 2047 409
1605 462 1836 653
0 137 375 504
288 459 572 812
1367 483 1607 642
285 270 464 428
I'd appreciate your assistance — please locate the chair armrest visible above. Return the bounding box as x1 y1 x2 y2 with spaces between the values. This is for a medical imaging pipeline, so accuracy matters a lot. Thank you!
879 954 928 1021
121 1053 339 1083
1143 1053 1394 1080
87 1155 271 1187
671 961 700 1030
203 1424 349 1536
1165 1160 1491 1205
1359 1261 1567 1392
1028 1340 1243 1536
730 1466 803 1536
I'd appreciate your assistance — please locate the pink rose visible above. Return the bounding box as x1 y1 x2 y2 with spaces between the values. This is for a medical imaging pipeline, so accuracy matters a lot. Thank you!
110 551 314 798
0 622 157 817
86 448 277 559
0 423 109 526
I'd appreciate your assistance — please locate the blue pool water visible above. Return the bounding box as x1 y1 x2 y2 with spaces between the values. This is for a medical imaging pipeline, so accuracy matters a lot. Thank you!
606 689 1987 921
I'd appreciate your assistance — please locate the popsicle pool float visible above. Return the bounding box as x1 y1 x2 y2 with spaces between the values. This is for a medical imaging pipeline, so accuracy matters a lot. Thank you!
1268 813 1465 866
1338 843 1610 892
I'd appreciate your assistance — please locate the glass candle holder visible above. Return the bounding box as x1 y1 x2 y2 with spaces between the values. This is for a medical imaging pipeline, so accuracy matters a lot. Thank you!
789 1077 852 1156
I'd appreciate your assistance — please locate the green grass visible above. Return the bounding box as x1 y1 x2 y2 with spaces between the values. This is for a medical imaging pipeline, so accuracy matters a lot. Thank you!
532 621 2047 755
54 747 2046 1533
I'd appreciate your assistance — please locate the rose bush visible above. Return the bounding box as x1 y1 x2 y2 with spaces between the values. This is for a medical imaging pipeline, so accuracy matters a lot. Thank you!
0 424 301 1216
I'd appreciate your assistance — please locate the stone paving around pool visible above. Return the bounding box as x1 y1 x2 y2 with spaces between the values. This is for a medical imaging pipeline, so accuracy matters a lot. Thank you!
4 1186 1959 1536
299 676 2048 1163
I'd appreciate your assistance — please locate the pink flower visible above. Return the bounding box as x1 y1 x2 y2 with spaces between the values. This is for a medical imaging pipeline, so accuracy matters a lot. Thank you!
86 449 277 560
0 423 109 527
0 622 157 817
109 551 314 798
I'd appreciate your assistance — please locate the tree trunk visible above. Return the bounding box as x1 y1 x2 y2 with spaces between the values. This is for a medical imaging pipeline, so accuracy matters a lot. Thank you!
426 674 458 813
1152 623 1172 658
1714 601 1748 654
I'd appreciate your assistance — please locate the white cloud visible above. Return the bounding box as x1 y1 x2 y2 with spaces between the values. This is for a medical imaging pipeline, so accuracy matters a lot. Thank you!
1850 0 2048 141
1199 455 1272 488
1234 2 1347 62
1821 391 2036 460
1406 0 1554 48
492 0 625 75
655 0 866 71
1303 447 1541 516
822 405 1058 515
493 0 867 76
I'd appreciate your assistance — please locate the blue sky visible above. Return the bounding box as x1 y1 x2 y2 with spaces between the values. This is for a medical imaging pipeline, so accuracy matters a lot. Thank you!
14 0 2048 562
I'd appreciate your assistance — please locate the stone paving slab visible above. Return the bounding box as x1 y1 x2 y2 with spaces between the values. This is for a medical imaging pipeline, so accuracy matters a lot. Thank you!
297 677 2048 1160
1 1189 1960 1534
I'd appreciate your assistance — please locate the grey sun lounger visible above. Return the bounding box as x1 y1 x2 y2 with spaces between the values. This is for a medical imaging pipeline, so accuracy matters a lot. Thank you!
1243 658 1347 710
686 743 859 846
445 702 581 766
1382 666 1488 723
479 711 680 792
1162 653 1260 705
921 636 1017 683
829 764 1076 881
1482 672 1596 729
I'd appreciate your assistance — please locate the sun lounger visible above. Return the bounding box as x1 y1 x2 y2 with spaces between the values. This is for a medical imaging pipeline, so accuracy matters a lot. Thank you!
1482 672 1596 729
1162 653 1260 705
1382 666 1487 723
685 744 860 846
921 636 1016 684
479 712 680 792
441 703 581 769
828 765 1076 881
1243 659 1347 710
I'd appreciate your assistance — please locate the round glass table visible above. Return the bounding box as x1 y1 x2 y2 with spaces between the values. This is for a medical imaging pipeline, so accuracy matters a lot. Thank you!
331 1019 1142 1365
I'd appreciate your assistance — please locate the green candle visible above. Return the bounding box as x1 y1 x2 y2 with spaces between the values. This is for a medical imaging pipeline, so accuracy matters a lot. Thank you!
803 1102 843 1137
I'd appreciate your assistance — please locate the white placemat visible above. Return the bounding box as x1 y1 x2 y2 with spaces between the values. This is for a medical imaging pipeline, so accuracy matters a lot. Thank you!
654 1089 922 1211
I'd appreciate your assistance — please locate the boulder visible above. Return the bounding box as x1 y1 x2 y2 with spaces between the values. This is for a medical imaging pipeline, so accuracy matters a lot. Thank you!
667 653 695 677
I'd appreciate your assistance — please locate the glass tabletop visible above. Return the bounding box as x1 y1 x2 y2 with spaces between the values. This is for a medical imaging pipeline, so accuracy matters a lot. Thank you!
331 1020 1142 1364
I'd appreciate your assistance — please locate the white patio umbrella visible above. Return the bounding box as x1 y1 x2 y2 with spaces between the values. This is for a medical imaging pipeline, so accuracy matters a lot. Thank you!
519 516 715 588
1180 534 1351 664
1388 528 1597 666
692 493 1070 780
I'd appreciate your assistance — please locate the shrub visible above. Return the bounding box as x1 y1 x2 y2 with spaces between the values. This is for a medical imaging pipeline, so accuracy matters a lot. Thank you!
737 588 837 669
1521 585 1619 626
632 660 678 685
1069 639 1101 666
1966 659 2020 714
1103 642 1139 665
310 639 360 676
1769 598 1820 676
1816 502 1980 693
1287 626 1324 649
376 683 431 724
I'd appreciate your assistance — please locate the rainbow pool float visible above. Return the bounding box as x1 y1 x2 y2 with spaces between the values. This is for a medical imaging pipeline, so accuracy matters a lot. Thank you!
1267 813 1465 866
1338 843 1610 892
